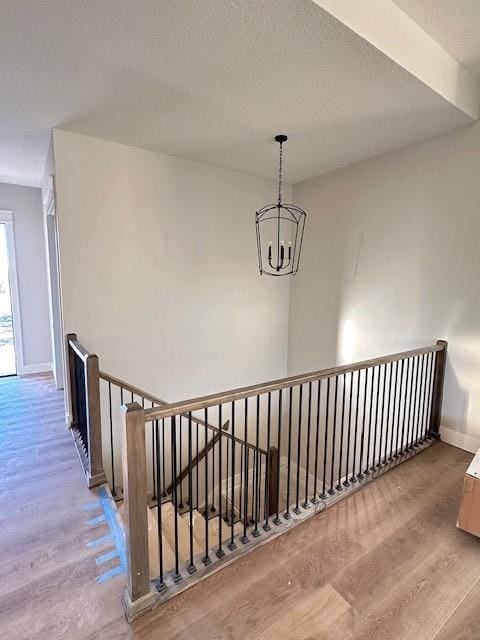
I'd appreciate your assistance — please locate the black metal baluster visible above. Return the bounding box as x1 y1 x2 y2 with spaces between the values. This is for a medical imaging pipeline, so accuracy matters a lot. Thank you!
312 380 322 500
343 372 353 486
377 364 386 468
239 444 244 533
425 352 436 439
152 416 157 502
241 399 249 543
210 424 215 516
358 370 368 479
187 413 196 574
410 356 420 448
228 401 237 550
423 353 432 440
418 354 428 444
371 366 381 470
320 378 330 498
285 387 293 518
108 381 115 496
178 416 183 509
414 355 424 446
351 371 360 483
171 416 181 581
253 395 261 535
155 419 166 592
400 359 411 454
365 367 375 475
405 357 415 451
160 418 166 498
336 374 346 490
203 408 211 564
274 390 282 525
422 353 434 442
264 392 272 530
195 421 199 506
303 382 313 506
217 405 224 556
225 431 229 515
383 363 393 464
394 360 405 458
294 385 303 512
328 376 339 494
388 362 398 462
415 355 425 446
250 448 255 525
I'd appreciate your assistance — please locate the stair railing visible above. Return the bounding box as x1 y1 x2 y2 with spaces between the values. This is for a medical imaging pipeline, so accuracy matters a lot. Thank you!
66 333 106 487
66 333 229 498
120 340 447 620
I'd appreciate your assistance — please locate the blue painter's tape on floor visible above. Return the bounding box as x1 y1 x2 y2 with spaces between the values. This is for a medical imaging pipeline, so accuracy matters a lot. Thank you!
88 532 114 548
87 513 107 526
94 486 127 583
96 564 125 584
95 548 119 565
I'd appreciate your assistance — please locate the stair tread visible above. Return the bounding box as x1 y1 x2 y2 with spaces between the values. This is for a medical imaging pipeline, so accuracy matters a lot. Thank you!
155 501 203 564
148 505 176 578
185 509 243 550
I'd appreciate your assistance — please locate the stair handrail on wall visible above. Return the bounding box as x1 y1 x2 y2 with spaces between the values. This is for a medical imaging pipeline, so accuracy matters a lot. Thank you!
120 340 447 621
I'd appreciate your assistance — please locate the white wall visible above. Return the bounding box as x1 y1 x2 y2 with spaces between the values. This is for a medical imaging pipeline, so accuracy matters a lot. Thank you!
289 120 480 453
53 130 291 404
0 182 52 372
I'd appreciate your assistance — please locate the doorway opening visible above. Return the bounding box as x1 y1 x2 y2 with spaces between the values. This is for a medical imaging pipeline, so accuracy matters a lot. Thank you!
0 222 16 376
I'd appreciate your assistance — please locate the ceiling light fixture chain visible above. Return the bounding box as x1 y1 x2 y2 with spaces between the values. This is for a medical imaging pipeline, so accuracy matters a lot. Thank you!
277 135 284 206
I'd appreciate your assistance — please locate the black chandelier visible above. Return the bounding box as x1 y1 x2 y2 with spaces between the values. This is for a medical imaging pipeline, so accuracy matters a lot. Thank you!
256 134 306 276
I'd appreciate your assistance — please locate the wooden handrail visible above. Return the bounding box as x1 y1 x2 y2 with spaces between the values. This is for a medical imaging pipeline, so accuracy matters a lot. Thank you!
99 369 168 407
99 369 235 440
68 337 90 362
164 420 230 497
144 342 447 422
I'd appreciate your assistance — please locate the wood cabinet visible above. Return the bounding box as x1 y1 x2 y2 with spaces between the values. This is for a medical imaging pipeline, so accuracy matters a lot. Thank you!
457 449 480 538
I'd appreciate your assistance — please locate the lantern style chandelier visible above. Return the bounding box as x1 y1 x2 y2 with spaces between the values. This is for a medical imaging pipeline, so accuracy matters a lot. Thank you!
256 135 306 276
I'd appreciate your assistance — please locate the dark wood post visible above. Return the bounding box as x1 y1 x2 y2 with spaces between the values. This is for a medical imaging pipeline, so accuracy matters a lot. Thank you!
121 402 155 622
429 340 448 439
66 332 77 427
85 353 106 487
267 446 279 517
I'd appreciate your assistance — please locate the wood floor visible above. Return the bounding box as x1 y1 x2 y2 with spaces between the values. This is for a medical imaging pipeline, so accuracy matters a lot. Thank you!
1 374 479 640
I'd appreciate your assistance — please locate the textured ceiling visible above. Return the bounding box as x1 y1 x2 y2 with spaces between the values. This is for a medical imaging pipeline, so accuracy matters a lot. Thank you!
393 0 480 79
0 0 474 187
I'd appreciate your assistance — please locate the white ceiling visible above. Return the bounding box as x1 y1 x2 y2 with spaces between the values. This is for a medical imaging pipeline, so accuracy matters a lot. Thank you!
0 0 477 187
393 0 480 79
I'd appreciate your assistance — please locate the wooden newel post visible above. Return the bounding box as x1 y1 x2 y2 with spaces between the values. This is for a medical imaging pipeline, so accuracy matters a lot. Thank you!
267 446 279 517
121 403 155 622
84 353 106 487
429 340 448 439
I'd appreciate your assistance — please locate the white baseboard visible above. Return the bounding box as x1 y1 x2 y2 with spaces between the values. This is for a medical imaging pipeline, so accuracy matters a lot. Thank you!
18 362 52 375
440 426 480 454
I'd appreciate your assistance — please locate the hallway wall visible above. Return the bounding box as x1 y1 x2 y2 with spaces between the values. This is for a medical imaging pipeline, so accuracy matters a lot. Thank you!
289 121 480 453
53 130 291 409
